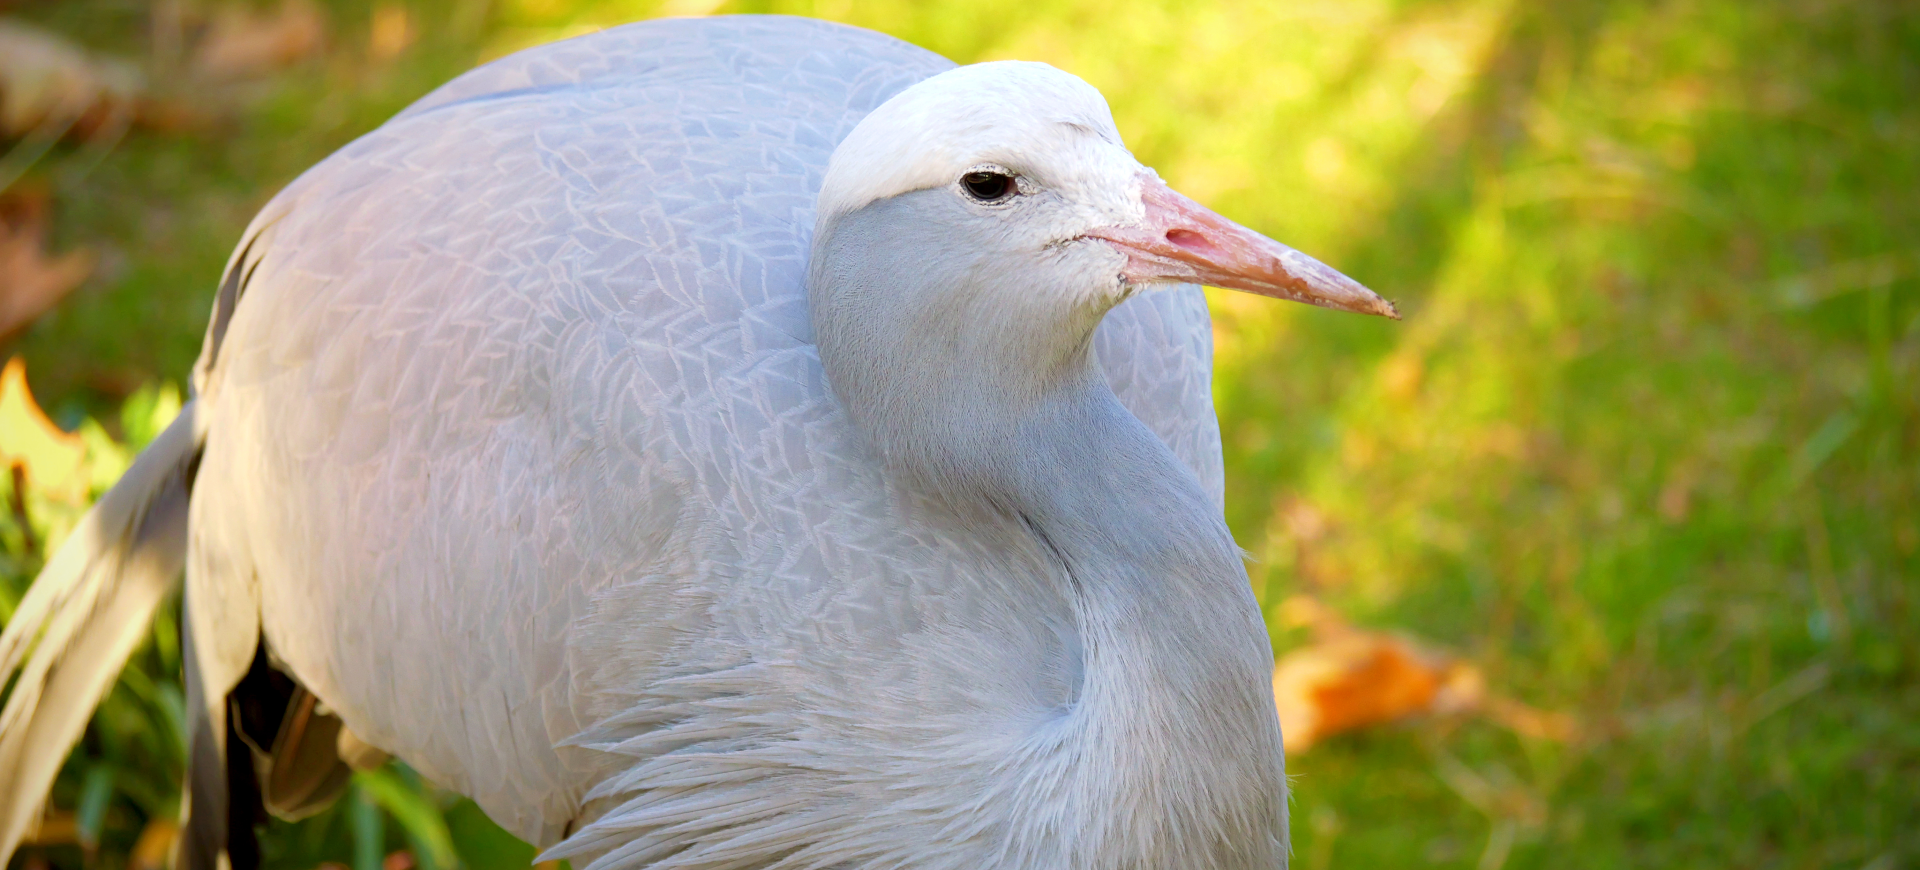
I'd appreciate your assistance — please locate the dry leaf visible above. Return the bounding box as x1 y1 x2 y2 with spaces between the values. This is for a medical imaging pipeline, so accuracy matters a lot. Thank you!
195 0 328 79
0 356 88 504
1272 628 1470 753
0 20 143 140
0 188 93 342
1270 596 1575 752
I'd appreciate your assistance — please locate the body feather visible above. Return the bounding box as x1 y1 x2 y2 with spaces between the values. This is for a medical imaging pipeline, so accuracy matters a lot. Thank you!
2 16 1265 869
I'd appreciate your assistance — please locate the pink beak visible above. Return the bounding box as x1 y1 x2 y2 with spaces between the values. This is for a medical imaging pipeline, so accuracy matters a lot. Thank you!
1086 176 1399 319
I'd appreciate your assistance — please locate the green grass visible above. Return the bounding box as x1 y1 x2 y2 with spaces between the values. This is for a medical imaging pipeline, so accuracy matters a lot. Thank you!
3 0 1916 867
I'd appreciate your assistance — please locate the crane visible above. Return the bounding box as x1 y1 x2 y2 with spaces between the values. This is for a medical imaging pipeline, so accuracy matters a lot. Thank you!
0 15 1395 870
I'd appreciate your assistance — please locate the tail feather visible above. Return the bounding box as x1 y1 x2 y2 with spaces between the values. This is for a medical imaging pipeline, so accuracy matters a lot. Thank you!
0 401 202 862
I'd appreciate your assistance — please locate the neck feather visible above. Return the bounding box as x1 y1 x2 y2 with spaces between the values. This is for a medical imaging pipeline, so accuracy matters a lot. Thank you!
828 322 1290 865
988 387 1289 867
810 195 1288 866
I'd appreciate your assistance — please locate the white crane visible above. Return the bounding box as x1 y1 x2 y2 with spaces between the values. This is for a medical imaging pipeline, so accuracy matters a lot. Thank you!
0 15 1395 870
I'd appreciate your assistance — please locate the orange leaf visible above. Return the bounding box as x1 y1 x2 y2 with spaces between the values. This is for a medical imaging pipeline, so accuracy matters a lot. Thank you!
0 356 88 504
1270 596 1572 752
1273 632 1446 753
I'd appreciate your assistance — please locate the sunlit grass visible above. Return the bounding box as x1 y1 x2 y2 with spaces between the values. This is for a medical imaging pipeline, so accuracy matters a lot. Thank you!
2 0 1914 867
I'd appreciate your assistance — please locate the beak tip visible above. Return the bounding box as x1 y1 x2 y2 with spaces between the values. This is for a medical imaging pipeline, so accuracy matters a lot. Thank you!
1340 278 1399 320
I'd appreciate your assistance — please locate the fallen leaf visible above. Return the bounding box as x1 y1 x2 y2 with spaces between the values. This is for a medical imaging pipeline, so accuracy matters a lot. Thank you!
195 0 328 79
1270 596 1575 752
1272 628 1466 753
0 356 88 504
0 20 144 140
0 187 93 342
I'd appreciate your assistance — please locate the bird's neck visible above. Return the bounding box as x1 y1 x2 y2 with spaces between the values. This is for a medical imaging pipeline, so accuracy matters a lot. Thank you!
822 321 1290 861
986 386 1289 865
807 200 1286 861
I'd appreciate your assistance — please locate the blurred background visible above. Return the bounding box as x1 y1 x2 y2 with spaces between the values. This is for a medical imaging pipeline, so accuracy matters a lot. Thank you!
0 0 1914 867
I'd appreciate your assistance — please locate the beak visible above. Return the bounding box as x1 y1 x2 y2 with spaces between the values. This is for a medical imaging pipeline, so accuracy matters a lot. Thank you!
1086 176 1399 319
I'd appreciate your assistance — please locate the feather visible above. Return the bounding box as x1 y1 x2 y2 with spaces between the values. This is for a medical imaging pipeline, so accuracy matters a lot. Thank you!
0 401 201 861
0 15 1310 869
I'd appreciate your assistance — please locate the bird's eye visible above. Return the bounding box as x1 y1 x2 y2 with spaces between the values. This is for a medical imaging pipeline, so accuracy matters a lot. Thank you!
961 171 1015 203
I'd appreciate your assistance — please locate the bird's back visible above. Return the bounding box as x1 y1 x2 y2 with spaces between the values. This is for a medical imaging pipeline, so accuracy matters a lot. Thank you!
190 15 1224 854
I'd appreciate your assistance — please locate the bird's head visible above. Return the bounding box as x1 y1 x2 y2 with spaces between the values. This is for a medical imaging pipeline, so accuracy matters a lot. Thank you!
807 60 1395 490
811 60 1397 323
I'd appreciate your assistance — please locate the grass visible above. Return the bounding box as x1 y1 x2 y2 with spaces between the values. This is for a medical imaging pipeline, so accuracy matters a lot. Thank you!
2 0 1916 867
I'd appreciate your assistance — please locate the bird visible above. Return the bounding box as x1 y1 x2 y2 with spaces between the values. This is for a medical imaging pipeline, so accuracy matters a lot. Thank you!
0 14 1396 870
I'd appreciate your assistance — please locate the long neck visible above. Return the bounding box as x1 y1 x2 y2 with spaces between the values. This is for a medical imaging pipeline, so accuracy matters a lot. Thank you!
834 328 1289 865
810 197 1288 866
990 384 1289 868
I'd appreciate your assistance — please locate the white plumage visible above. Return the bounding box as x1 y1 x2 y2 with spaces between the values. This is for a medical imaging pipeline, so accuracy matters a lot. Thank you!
0 15 1395 870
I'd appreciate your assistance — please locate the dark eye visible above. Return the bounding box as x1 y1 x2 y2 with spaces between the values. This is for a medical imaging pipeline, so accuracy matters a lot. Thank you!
961 171 1015 202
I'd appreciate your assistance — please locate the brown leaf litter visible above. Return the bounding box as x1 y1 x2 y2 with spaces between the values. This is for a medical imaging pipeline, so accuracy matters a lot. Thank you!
1272 595 1578 753
0 186 91 343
